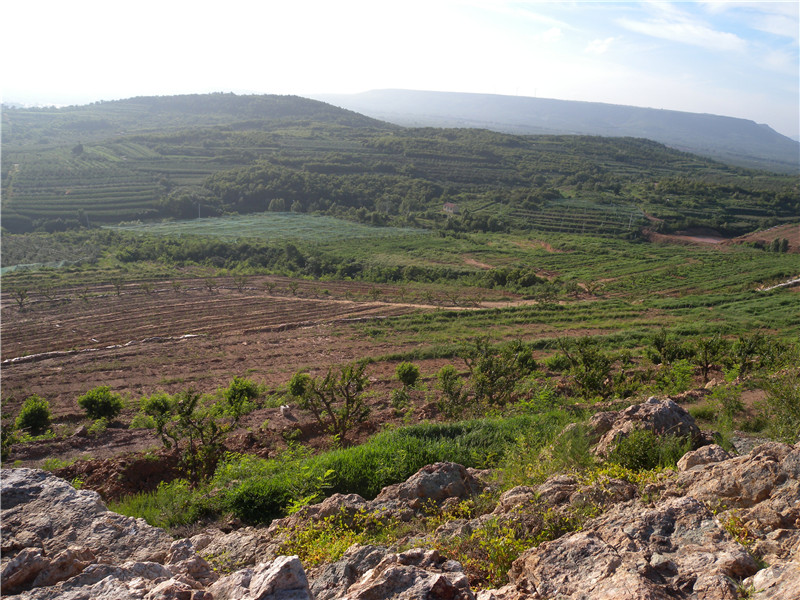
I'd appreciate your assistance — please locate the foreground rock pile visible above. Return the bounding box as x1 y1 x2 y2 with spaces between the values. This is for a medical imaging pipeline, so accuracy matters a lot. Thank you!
2 398 798 599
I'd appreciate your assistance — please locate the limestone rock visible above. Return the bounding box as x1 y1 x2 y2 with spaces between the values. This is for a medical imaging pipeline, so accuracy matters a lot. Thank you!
677 443 731 471
342 548 475 600
1 468 173 566
373 462 483 510
208 555 311 600
591 397 701 456
510 496 758 600
310 544 389 600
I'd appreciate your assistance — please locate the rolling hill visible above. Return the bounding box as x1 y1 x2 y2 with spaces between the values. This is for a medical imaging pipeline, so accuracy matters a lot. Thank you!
2 93 797 237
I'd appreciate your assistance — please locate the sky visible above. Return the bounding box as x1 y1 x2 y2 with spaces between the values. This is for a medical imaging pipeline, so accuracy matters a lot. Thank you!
2 1 798 139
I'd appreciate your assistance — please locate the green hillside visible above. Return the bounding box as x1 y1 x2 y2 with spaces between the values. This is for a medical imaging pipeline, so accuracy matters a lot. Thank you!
2 94 797 236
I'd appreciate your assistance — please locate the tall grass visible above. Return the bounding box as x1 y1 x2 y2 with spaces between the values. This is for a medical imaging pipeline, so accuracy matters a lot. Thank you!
113 411 574 528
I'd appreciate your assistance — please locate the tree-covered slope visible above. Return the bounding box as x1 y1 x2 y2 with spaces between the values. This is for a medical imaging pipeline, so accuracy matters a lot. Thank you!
2 93 797 237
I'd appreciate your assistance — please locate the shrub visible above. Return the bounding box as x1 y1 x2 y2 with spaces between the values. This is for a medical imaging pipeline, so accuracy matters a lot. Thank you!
543 352 571 372
109 479 213 530
15 395 52 435
395 362 421 388
655 359 694 394
463 338 537 406
77 386 124 420
142 388 248 482
222 376 260 417
709 383 744 431
688 404 716 422
557 337 613 399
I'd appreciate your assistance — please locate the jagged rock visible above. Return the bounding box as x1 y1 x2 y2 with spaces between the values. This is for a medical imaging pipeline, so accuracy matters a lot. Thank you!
591 397 701 456
474 584 527 600
509 496 758 600
671 442 798 509
677 443 731 471
193 527 280 572
310 544 389 600
1 468 173 567
342 548 475 600
5 561 174 600
744 552 800 600
208 555 311 600
165 539 218 587
144 578 212 600
31 547 97 588
371 462 483 514
1 548 50 593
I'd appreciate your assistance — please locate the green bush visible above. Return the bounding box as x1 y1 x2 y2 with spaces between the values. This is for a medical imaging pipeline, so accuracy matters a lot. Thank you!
543 353 571 372
77 386 124 420
688 404 716 422
606 428 692 471
655 359 694 394
110 479 214 529
436 364 470 418
395 362 421 388
223 377 260 417
15 395 52 435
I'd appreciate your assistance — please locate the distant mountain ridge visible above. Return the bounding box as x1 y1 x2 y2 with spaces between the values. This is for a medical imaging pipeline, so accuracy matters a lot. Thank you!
311 89 800 173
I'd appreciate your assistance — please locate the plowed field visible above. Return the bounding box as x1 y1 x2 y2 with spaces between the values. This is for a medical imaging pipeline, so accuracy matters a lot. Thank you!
1 277 434 421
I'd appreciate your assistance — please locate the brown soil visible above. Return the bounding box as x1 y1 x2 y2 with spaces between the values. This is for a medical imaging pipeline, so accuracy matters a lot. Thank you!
730 223 800 252
643 227 727 246
0 276 507 482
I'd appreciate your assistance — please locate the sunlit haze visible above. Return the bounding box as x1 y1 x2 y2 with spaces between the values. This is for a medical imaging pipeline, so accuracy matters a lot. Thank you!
3 1 798 138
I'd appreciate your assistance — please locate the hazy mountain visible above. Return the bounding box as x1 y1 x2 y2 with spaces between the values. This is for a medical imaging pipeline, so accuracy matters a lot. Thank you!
311 90 800 173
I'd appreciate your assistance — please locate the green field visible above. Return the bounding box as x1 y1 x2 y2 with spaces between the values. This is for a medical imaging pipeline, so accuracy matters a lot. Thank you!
105 212 429 243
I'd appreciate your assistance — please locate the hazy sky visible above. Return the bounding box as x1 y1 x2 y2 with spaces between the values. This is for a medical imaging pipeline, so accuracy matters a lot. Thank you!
3 1 798 138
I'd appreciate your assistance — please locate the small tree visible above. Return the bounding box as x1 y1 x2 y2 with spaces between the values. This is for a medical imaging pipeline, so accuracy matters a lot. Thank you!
396 362 421 389
463 338 536 406
77 386 124 420
692 334 727 383
232 272 250 293
436 365 470 418
142 383 254 482
558 337 613 399
16 395 52 435
288 361 370 445
204 277 218 294
11 289 28 310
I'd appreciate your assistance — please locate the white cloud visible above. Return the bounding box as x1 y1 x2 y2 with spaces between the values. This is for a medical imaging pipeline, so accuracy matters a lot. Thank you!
538 27 564 43
585 37 616 55
618 17 747 52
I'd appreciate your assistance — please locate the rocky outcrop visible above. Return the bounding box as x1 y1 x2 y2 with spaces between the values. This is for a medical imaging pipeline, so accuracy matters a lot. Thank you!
510 495 758 599
208 555 312 600
677 443 731 471
1 468 175 596
340 547 474 600
590 397 701 455
3 398 799 600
